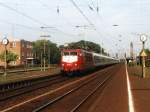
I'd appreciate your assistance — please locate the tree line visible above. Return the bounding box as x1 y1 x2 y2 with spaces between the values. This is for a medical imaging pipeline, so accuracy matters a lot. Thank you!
2 40 150 65
32 40 107 65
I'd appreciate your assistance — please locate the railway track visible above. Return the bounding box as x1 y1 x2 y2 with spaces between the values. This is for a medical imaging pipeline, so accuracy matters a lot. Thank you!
2 67 118 112
0 74 68 101
34 71 113 112
33 67 116 112
0 65 119 112
0 75 78 112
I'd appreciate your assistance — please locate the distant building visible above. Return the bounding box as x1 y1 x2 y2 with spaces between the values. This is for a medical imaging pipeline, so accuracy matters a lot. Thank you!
0 38 33 66
130 42 134 59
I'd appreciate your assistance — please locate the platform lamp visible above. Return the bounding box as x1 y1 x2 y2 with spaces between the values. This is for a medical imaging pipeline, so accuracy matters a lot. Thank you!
2 37 9 76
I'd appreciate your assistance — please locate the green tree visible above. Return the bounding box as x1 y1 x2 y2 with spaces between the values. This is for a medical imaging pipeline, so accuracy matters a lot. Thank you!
0 51 18 65
145 49 150 56
32 40 61 64
60 40 107 55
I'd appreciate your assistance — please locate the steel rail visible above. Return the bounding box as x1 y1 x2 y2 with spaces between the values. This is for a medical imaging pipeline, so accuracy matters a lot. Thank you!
70 74 113 112
32 71 109 112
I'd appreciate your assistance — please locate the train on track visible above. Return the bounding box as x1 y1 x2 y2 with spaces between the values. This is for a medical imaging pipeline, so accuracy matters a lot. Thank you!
61 49 119 76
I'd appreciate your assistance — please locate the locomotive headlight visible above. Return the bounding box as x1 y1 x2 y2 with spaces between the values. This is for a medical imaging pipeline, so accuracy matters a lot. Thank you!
62 64 64 66
79 53 82 56
75 63 77 66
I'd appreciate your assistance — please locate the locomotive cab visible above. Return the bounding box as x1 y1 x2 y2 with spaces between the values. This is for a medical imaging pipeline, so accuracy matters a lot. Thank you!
61 49 82 76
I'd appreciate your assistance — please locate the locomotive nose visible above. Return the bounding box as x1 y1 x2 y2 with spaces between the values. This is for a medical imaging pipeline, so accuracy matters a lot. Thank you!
63 63 78 72
61 54 79 72
63 63 73 71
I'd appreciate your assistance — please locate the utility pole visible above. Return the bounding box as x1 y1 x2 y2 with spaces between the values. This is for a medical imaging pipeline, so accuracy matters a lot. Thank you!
40 26 51 71
40 49 43 71
48 47 50 66
43 39 46 71
40 36 50 71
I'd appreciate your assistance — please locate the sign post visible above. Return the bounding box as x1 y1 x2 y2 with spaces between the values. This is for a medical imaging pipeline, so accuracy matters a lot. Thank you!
2 37 9 76
140 34 147 78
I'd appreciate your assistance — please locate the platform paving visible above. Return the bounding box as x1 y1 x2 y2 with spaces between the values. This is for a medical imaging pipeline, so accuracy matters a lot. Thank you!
129 69 150 112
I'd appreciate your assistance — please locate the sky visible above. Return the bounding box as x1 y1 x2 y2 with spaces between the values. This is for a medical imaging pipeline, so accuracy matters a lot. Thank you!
0 0 150 57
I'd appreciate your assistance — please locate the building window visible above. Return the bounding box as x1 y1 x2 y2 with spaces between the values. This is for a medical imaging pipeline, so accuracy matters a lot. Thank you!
22 43 24 48
22 52 24 57
13 42 16 47
10 43 13 48
27 53 29 57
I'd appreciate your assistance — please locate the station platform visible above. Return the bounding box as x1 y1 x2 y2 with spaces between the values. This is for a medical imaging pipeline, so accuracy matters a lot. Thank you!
89 64 150 112
129 70 150 112
0 67 60 85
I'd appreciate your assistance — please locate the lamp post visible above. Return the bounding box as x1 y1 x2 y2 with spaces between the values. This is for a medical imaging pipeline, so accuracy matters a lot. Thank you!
2 37 9 76
140 34 147 78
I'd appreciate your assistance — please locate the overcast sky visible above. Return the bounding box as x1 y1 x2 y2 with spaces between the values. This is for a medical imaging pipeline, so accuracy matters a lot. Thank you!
0 0 150 57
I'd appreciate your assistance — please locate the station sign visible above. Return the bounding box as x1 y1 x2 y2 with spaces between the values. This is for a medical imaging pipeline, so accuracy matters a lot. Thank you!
140 50 147 57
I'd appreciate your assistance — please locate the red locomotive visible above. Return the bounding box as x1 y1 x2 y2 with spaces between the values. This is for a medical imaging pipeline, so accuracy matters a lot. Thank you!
61 49 119 76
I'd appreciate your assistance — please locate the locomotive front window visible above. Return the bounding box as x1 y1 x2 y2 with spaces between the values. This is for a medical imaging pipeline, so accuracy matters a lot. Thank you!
70 52 77 55
63 52 77 56
64 52 69 56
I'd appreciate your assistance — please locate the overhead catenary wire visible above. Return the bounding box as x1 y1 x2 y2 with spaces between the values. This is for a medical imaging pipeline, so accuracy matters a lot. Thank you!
96 0 99 13
0 20 42 31
0 2 48 26
89 0 97 10
37 0 101 39
69 0 117 54
87 0 121 48
0 0 120 54
69 0 93 26
0 1 80 39
37 0 74 27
